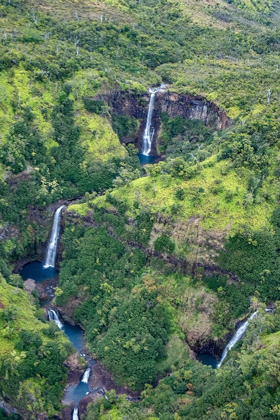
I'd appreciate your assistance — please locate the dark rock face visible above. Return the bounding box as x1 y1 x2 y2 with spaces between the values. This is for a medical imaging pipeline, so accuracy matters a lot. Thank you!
94 90 231 155
189 337 225 359
158 91 231 130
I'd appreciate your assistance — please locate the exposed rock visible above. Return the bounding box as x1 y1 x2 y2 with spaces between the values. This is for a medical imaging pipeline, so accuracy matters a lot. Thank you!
64 353 85 386
0 400 18 416
78 393 103 418
94 89 231 155
61 402 75 420
35 278 57 301
23 278 36 294
89 360 140 398
57 297 82 325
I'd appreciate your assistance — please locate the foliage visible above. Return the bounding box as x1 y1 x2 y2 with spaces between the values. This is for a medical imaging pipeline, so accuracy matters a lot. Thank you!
2 0 280 417
112 114 139 140
0 275 72 418
154 233 175 253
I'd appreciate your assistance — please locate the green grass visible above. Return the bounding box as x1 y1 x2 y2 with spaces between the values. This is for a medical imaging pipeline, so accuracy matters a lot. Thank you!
0 275 69 355
77 111 127 163
89 156 276 233
261 330 280 349
156 334 189 375
68 202 89 215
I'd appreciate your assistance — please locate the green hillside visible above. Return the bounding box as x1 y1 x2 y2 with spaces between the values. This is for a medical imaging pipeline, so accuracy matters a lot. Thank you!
1 0 280 418
0 274 73 418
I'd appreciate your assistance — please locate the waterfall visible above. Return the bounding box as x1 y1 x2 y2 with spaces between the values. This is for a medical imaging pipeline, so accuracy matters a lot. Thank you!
142 89 157 156
218 311 257 367
48 309 63 330
72 407 79 420
81 367 91 383
44 205 65 268
141 85 166 156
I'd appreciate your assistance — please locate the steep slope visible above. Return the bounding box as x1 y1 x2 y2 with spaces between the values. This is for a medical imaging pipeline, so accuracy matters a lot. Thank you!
0 274 73 418
1 0 280 418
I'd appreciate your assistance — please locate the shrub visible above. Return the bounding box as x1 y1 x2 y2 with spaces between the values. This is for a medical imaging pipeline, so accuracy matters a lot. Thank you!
154 233 175 253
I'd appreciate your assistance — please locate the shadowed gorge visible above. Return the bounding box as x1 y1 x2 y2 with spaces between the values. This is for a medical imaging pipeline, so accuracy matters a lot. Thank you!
94 89 231 156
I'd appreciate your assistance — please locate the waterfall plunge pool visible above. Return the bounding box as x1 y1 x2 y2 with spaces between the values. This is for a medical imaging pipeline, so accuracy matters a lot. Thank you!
19 261 57 282
197 354 219 369
138 153 156 165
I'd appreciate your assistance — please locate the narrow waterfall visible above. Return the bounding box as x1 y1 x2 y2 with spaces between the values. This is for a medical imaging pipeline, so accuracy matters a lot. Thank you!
48 309 63 330
44 205 65 268
218 311 257 367
72 407 79 420
81 367 91 383
142 88 157 156
141 85 166 156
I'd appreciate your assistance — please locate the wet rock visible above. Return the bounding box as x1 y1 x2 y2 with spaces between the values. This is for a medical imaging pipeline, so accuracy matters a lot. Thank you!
64 353 85 386
35 278 57 301
61 402 75 420
89 360 140 399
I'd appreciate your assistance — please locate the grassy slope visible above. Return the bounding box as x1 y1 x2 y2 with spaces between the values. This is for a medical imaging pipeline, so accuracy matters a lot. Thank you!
0 67 126 176
69 154 277 232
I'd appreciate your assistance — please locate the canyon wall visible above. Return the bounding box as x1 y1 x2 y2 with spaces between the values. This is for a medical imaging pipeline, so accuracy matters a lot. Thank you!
94 90 231 155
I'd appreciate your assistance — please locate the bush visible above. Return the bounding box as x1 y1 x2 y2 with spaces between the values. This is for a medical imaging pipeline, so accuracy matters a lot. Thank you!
83 97 104 114
154 233 175 253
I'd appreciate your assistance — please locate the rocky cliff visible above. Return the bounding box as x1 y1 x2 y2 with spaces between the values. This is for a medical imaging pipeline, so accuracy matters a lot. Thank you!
94 90 231 155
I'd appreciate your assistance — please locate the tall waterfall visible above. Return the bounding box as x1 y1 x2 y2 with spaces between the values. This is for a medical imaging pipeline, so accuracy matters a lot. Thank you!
48 309 63 330
141 85 166 156
218 311 257 367
81 368 91 383
44 205 65 268
72 407 79 420
142 88 157 156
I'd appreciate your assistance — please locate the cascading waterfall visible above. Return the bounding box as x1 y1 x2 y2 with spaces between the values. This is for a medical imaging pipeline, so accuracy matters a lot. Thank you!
218 311 258 367
81 367 91 383
72 407 79 420
141 85 166 156
44 205 65 268
142 88 157 156
47 308 93 417
48 309 63 330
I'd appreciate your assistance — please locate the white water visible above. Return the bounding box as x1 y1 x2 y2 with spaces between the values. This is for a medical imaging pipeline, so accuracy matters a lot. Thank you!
141 85 166 156
48 309 63 329
72 407 79 420
218 311 258 367
81 368 91 383
44 205 65 268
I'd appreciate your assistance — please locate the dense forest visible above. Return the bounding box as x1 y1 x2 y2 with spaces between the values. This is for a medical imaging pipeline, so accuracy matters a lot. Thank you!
1 0 280 418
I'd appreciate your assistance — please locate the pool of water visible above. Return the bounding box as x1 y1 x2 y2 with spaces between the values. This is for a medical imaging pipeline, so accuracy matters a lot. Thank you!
63 322 85 353
19 261 56 282
63 382 91 405
197 354 219 369
138 153 156 165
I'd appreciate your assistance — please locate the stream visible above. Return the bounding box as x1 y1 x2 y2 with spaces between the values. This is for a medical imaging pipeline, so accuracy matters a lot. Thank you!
19 206 138 419
19 206 94 419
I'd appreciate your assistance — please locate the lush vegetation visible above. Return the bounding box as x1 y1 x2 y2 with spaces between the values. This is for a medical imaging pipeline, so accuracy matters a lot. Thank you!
0 273 73 418
1 0 280 417
85 306 280 419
